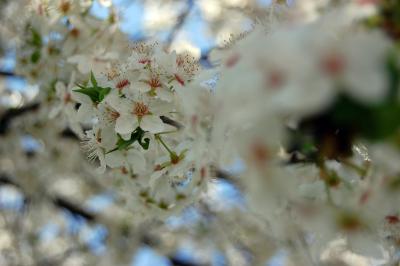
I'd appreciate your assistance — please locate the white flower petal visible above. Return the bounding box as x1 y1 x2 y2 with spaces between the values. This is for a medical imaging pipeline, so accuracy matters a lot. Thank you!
157 89 174 102
105 151 124 168
71 91 92 105
121 133 131 141
96 150 107 174
132 81 150 93
76 104 93 123
78 60 91 74
115 115 137 135
68 55 91 74
345 70 387 104
67 55 83 64
49 105 62 119
55 82 66 97
140 115 164 133
101 126 118 149
105 93 131 114
127 150 146 172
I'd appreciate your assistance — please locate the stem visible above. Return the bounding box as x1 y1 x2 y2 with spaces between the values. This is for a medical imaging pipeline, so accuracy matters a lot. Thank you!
159 115 183 129
167 76 175 84
341 158 367 177
157 130 178 135
0 70 19 77
165 0 194 50
324 183 334 206
319 162 335 206
155 134 174 155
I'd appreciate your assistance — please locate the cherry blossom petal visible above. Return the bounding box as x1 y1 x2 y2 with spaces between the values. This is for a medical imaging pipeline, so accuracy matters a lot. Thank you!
115 114 137 135
126 150 146 172
105 151 125 168
140 115 164 133
76 103 93 123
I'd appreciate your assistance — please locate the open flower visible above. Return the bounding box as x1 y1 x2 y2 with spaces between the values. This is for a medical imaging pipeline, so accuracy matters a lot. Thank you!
157 50 200 87
128 42 156 70
105 92 165 134
132 68 174 102
105 148 146 174
49 72 76 119
312 30 391 104
82 125 116 173
67 47 118 75
70 88 97 123
49 72 85 138
99 63 138 94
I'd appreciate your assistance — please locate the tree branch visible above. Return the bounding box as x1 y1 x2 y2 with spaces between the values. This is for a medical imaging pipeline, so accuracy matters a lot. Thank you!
0 174 96 221
160 115 183 129
53 197 96 221
0 70 18 77
0 103 40 135
169 256 206 266
165 0 194 50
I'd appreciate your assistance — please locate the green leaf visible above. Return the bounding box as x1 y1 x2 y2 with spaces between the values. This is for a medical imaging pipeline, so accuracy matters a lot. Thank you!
90 71 98 87
386 51 400 102
138 136 150 150
116 135 135 150
46 79 58 101
73 72 111 103
98 87 111 102
31 50 41 63
113 127 150 152
73 87 100 103
132 127 150 150
330 95 400 141
30 28 42 48
366 103 400 140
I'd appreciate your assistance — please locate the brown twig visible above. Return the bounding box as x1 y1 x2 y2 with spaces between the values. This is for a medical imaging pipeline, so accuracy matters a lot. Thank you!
160 115 183 129
0 70 18 77
0 103 40 135
0 174 96 221
165 0 194 50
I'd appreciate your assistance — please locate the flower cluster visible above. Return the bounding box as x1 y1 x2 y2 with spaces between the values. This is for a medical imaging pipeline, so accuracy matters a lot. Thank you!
207 0 400 260
3 0 400 264
68 43 209 216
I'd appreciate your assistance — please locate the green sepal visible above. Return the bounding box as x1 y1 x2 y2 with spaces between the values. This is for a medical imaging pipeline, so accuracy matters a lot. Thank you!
108 127 150 153
30 28 42 48
90 71 98 87
31 50 41 63
73 72 111 103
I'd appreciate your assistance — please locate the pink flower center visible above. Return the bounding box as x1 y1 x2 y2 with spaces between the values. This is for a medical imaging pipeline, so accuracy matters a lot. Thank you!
139 58 151 64
59 0 71 14
133 102 150 117
106 68 119 81
321 53 346 77
70 28 80 38
191 115 198 126
96 129 102 144
267 70 285 89
386 215 400 224
225 53 241 68
176 57 184 67
37 4 44 16
250 141 270 166
121 167 128 174
147 77 161 89
63 93 72 103
116 79 130 90
174 74 185 86
359 190 371 205
106 107 120 122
